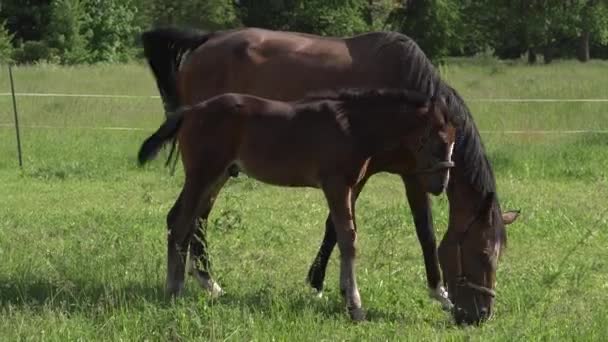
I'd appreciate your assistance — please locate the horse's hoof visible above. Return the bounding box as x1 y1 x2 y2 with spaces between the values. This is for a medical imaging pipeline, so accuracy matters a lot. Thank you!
190 271 225 298
166 280 185 299
207 281 225 298
429 286 453 311
349 307 367 322
311 289 324 299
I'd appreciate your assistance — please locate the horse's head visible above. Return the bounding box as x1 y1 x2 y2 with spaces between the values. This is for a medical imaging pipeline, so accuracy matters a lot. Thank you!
438 192 520 325
410 96 456 195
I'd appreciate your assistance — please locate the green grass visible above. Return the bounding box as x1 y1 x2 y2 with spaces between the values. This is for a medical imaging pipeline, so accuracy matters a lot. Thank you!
0 60 607 340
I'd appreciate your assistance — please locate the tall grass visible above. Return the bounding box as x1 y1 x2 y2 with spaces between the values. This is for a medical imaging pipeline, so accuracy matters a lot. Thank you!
0 61 607 340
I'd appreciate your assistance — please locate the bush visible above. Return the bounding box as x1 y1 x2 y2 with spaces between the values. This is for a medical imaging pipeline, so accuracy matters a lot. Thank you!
12 41 55 64
0 21 14 63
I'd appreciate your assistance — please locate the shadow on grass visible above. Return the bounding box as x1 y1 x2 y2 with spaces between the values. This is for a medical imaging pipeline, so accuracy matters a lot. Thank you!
211 283 426 324
0 276 168 312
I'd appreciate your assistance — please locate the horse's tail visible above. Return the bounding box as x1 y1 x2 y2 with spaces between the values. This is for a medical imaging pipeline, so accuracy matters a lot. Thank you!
138 108 188 166
141 27 213 171
141 27 212 115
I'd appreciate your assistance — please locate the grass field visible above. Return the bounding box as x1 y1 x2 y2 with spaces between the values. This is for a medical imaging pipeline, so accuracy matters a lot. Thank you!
0 59 607 341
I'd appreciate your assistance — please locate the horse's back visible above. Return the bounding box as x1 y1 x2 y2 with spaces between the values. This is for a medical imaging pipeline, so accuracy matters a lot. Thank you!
178 28 407 103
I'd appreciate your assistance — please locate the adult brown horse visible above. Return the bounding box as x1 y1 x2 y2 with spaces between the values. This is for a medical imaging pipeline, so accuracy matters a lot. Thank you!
138 89 456 321
141 27 520 324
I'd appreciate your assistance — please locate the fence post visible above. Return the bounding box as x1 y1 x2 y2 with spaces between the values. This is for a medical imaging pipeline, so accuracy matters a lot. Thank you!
8 65 23 169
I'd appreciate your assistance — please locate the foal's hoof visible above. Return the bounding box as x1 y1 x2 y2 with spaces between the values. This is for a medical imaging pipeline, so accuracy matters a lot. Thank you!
349 307 367 322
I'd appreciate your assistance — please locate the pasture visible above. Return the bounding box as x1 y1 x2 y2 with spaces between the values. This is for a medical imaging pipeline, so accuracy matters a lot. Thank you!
0 60 607 340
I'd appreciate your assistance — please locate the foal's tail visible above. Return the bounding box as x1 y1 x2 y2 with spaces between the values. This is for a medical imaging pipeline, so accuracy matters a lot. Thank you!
138 109 187 166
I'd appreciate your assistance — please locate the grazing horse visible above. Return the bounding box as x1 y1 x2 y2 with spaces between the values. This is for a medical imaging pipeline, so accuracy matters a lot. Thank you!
141 27 520 324
137 89 456 321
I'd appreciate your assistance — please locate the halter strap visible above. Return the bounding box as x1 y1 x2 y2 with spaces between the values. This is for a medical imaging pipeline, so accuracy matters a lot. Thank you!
454 242 496 298
451 215 497 299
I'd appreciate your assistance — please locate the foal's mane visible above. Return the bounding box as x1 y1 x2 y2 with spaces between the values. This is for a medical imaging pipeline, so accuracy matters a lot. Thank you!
302 88 431 108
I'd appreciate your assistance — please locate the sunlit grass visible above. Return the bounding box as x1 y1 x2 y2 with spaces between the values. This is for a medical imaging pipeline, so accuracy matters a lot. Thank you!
0 61 607 340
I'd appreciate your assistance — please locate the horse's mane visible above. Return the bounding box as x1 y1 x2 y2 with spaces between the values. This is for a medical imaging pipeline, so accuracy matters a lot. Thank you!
302 88 431 108
382 32 504 244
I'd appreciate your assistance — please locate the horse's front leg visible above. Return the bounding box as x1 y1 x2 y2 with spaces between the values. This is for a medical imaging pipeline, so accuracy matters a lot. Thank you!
402 175 452 311
307 176 369 295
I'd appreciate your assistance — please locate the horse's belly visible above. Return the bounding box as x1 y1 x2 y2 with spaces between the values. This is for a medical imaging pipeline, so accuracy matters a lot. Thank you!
234 158 320 188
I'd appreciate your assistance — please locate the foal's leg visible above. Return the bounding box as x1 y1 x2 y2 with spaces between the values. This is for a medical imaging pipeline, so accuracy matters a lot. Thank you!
166 169 225 297
166 185 199 297
322 181 365 322
402 175 452 310
307 177 368 294
189 174 229 297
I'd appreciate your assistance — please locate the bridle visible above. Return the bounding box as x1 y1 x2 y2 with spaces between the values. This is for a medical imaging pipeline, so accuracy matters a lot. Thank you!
454 238 496 298
449 216 497 299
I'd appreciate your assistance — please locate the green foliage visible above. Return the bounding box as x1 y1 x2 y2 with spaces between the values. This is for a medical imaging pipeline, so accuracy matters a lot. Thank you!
293 0 369 36
1 0 608 64
579 1 608 44
387 0 461 61
81 0 139 63
238 0 373 36
137 0 239 30
46 0 89 64
0 0 52 42
0 20 14 63
12 40 54 64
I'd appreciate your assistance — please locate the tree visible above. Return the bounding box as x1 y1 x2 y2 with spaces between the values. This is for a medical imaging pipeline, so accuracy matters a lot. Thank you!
238 0 372 36
0 0 52 43
575 0 608 61
82 0 138 63
387 0 461 61
0 20 14 63
137 0 239 30
46 0 89 64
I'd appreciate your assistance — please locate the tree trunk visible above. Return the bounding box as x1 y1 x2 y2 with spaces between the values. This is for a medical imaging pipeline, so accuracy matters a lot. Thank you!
543 45 554 64
527 47 537 64
364 0 374 28
577 31 590 62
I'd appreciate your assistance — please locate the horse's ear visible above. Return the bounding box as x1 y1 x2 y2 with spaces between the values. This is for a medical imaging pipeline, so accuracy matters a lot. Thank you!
480 192 496 227
502 210 520 226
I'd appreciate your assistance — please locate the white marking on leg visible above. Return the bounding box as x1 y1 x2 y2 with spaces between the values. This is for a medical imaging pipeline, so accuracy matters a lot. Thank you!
189 259 224 298
429 285 453 311
445 142 455 184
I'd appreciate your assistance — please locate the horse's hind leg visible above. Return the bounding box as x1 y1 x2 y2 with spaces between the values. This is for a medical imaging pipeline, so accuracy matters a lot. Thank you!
322 180 365 322
307 176 368 295
189 173 229 297
166 168 226 297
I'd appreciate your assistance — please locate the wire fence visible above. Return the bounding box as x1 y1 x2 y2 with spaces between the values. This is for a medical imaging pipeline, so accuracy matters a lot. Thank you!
2 65 608 170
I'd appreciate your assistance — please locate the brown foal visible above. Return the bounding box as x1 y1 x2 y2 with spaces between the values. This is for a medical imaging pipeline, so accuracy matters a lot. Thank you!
138 89 456 321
